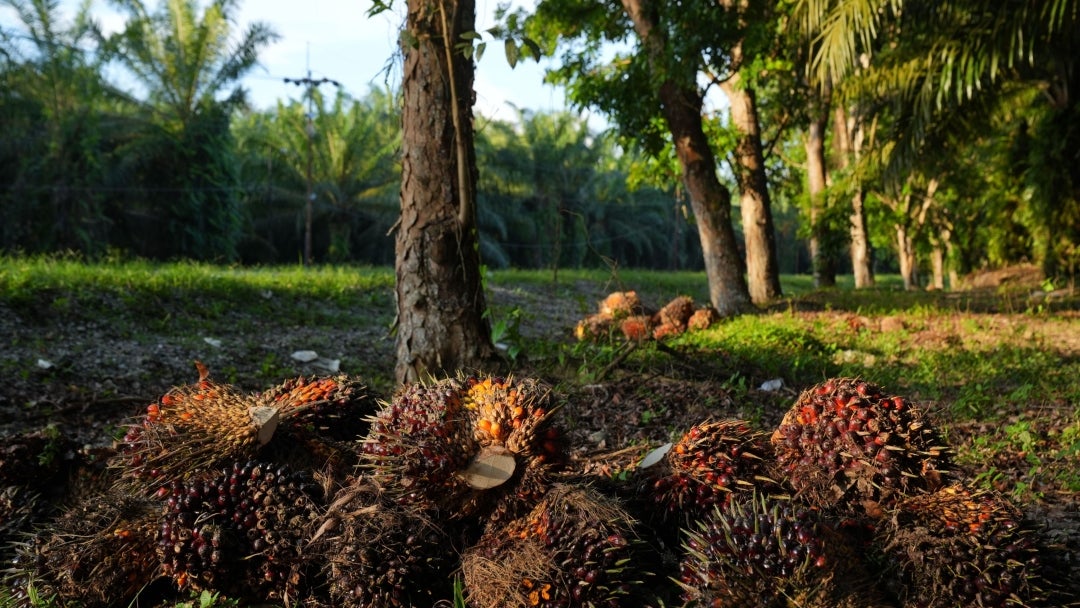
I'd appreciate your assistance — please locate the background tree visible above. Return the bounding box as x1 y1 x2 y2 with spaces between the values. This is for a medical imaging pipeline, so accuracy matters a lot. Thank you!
104 0 277 260
526 0 754 315
0 0 113 254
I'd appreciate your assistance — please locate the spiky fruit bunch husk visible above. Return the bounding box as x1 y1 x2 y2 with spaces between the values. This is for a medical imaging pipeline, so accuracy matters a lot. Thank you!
638 420 775 521
259 374 374 441
575 313 617 342
876 484 1045 608
462 375 563 463
157 460 322 602
651 295 695 340
363 375 566 520
688 306 720 331
361 377 478 513
311 477 453 607
462 484 643 608
619 315 654 341
599 291 644 318
679 493 879 608
113 367 276 491
771 378 951 511
114 366 366 493
6 493 162 608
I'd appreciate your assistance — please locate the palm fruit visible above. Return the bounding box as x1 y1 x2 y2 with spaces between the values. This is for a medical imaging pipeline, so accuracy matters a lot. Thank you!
875 484 1045 608
157 459 322 602
311 477 453 607
619 315 654 341
688 305 720 332
576 313 617 341
6 493 162 608
115 364 367 493
462 484 643 608
651 295 695 340
363 375 566 521
771 377 951 512
259 374 374 441
599 291 644 318
114 363 282 491
361 376 478 513
679 492 880 608
637 419 775 522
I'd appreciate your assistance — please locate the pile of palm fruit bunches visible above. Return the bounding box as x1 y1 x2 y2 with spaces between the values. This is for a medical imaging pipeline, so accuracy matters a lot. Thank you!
0 366 1069 607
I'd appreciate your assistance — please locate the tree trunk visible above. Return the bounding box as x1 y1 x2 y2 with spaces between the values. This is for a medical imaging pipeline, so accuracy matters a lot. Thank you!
621 0 753 315
721 71 782 304
834 105 874 287
805 98 836 287
394 0 495 385
896 223 918 290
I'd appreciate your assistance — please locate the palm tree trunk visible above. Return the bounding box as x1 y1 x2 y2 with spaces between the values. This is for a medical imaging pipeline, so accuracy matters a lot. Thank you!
805 96 836 287
834 105 874 287
394 0 495 384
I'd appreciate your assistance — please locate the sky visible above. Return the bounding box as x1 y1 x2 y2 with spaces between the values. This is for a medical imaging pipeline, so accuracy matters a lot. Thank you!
0 0 578 122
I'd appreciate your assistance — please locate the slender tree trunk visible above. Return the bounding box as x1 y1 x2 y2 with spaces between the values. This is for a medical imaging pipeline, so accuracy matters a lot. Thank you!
896 223 918 290
805 93 836 286
721 71 782 304
621 0 752 315
394 0 495 384
834 105 873 287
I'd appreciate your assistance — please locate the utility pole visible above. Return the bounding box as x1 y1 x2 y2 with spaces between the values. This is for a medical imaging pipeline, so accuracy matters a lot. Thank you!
284 51 340 266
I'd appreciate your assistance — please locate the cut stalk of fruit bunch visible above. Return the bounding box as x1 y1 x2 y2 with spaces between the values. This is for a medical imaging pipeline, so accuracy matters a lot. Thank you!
771 377 952 513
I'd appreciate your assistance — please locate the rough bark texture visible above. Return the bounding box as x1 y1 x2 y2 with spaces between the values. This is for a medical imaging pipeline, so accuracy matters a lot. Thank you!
621 0 753 316
805 103 836 287
395 0 495 385
834 105 873 288
721 71 782 304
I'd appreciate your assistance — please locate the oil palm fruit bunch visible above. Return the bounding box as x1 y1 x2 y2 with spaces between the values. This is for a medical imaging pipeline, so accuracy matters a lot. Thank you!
636 419 776 522
651 295 695 340
258 374 373 441
461 484 643 608
115 363 366 493
875 484 1045 608
362 375 565 521
6 493 162 608
310 476 454 607
157 459 322 602
771 377 952 512
678 492 880 608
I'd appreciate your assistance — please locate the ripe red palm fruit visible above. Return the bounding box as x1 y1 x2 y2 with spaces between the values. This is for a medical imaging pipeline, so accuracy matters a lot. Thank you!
637 419 776 521
157 460 322 602
771 377 952 512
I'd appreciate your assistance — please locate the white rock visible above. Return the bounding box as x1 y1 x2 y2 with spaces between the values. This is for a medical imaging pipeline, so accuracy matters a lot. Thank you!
291 350 319 362
759 378 784 392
